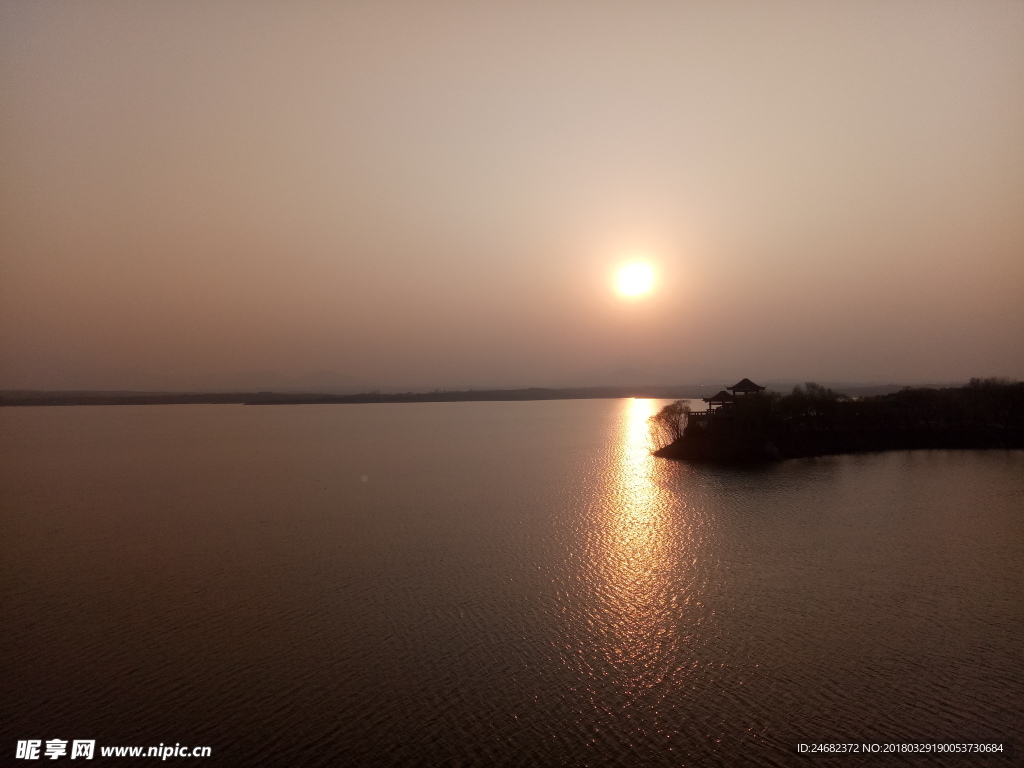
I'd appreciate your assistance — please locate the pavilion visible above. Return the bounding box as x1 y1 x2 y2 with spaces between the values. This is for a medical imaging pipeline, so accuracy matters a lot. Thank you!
702 390 734 411
689 378 765 429
728 378 766 396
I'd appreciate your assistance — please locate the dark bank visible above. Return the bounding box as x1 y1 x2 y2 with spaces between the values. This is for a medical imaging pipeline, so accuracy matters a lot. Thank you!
653 377 1024 462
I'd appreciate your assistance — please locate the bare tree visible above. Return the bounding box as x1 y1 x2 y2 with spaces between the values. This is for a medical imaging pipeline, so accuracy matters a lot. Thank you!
648 400 690 450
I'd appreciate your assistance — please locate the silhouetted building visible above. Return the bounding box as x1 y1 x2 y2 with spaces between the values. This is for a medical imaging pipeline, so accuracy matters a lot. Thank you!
702 390 734 411
690 378 764 430
728 378 766 396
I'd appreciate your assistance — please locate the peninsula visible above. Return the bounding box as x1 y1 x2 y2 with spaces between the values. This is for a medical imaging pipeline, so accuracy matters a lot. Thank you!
652 378 1024 463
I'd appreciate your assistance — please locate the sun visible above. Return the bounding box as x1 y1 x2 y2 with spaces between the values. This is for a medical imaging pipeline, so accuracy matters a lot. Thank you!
616 262 655 298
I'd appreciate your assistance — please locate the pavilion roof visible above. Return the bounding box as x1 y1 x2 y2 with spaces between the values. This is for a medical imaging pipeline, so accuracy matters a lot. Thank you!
728 378 765 392
703 390 735 403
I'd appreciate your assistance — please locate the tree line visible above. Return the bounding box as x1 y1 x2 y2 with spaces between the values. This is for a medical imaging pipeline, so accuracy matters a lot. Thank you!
650 378 1024 459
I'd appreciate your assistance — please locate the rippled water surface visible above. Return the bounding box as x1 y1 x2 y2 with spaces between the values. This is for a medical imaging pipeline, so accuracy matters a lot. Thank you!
2 400 1022 766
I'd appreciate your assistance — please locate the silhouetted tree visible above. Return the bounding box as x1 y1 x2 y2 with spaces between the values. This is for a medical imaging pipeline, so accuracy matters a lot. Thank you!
649 400 690 449
779 382 848 424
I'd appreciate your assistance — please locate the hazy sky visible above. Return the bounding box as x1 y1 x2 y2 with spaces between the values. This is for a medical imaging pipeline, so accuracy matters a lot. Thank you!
2 1 1022 391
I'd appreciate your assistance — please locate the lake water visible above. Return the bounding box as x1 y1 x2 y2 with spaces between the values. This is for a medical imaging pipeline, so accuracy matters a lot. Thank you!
2 400 1022 766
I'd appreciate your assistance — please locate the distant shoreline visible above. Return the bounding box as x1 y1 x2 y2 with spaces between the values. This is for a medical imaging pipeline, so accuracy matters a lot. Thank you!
0 383 926 408
0 386 710 407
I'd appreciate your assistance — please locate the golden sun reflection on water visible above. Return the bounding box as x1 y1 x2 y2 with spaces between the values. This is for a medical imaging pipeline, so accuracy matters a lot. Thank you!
575 398 696 701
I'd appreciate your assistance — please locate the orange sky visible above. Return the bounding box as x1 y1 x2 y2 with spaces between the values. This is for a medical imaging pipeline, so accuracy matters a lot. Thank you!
1 1 1022 391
